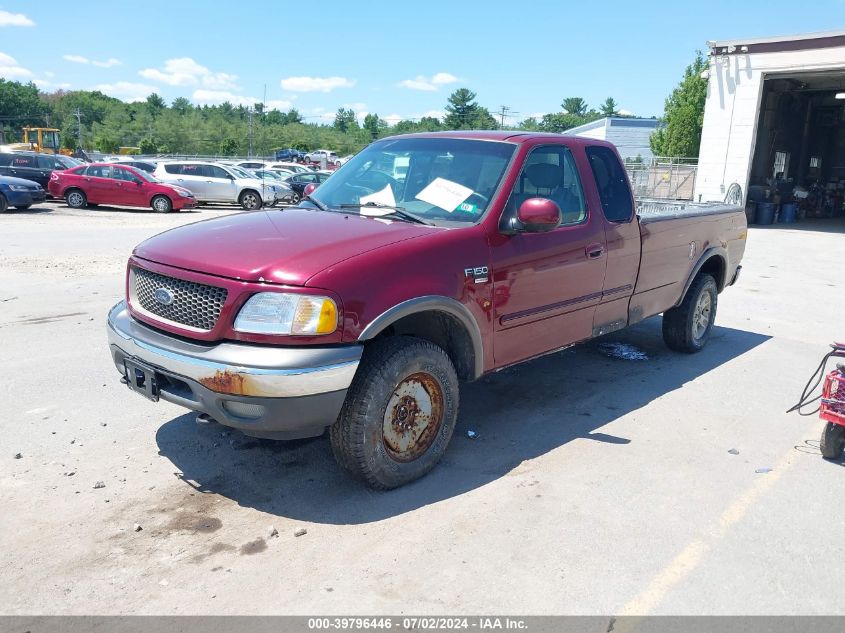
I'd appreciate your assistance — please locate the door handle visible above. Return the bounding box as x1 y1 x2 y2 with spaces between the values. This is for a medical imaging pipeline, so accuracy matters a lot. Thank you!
586 244 605 259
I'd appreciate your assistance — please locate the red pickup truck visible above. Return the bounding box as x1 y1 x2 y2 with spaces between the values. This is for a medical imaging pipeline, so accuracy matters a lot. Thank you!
108 131 746 489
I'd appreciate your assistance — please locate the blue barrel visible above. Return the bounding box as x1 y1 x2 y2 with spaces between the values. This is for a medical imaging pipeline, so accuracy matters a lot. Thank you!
779 202 797 223
756 202 776 225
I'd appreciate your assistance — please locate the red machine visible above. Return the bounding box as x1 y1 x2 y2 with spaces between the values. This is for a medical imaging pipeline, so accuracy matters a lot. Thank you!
790 342 845 460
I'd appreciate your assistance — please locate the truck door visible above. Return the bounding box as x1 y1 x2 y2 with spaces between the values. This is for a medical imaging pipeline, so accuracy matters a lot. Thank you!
489 144 608 367
584 145 641 333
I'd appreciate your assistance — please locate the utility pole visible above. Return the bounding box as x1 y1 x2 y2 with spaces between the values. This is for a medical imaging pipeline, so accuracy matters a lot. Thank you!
496 106 511 130
72 108 84 149
248 107 254 157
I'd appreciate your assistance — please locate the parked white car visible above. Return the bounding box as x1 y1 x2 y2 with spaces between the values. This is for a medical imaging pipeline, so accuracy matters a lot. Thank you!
154 161 284 210
303 150 339 165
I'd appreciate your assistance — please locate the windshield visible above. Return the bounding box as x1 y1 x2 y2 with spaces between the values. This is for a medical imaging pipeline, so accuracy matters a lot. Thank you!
135 169 159 183
57 155 81 168
255 170 282 181
228 166 256 180
308 137 516 224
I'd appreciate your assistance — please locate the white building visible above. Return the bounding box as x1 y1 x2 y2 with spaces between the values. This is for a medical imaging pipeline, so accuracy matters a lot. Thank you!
565 117 661 161
695 30 845 203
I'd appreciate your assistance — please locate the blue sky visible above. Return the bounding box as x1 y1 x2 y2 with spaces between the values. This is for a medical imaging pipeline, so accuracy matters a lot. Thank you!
1 1 843 124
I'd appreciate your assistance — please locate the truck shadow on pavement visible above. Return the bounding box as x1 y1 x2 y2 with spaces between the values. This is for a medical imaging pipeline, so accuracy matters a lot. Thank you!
155 317 770 524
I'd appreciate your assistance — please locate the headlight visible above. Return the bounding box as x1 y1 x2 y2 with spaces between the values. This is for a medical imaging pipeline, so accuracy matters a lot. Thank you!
8 185 31 191
234 292 338 335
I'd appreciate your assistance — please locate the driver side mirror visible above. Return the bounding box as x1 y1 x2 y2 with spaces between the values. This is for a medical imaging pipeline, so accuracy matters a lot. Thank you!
514 198 561 233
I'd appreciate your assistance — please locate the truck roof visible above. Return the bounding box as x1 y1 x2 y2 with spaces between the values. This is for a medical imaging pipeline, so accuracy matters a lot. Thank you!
379 130 616 149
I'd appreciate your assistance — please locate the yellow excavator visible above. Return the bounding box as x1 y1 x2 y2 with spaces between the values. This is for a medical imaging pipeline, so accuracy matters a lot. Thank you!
3 127 73 156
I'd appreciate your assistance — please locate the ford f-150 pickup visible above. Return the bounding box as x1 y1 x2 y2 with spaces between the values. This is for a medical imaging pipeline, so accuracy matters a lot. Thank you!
107 131 746 489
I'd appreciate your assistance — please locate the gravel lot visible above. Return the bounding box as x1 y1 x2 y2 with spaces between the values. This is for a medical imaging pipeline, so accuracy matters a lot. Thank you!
1 200 844 615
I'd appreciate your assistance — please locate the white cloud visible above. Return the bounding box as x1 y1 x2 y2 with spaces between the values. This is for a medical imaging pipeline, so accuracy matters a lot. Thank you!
265 99 294 111
383 113 404 126
63 54 89 64
92 58 121 68
140 57 238 89
398 72 459 92
34 79 71 90
44 71 55 78
0 52 32 78
95 81 158 102
618 108 633 116
0 11 34 27
280 76 355 92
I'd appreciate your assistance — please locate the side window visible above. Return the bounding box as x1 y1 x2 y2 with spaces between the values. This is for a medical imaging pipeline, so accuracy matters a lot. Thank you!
206 165 230 179
112 168 139 182
0 154 12 167
299 173 317 182
36 155 60 169
87 165 112 178
586 146 634 223
11 155 36 168
164 164 183 175
179 164 202 177
507 146 586 226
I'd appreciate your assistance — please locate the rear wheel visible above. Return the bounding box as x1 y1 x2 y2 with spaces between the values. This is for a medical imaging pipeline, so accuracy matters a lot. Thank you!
820 422 845 460
151 195 172 213
66 189 87 209
239 190 262 210
330 337 459 489
662 274 718 353
290 192 301 204
0 194 7 213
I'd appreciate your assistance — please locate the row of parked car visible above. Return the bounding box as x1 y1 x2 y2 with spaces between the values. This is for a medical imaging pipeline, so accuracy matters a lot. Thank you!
0 150 335 214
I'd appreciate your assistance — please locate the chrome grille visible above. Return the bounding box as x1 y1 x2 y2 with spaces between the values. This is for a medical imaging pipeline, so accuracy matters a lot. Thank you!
132 267 227 331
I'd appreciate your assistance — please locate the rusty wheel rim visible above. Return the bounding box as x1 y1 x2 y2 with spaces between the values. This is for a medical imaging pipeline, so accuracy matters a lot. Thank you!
382 372 444 463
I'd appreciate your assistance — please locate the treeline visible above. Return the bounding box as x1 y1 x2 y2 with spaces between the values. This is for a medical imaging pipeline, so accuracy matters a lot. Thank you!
0 79 639 156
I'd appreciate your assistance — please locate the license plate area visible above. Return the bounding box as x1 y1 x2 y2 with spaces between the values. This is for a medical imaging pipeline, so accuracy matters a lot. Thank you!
124 358 160 402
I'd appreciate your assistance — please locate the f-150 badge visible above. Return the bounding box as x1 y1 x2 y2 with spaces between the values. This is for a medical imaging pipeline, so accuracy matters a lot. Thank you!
464 266 489 283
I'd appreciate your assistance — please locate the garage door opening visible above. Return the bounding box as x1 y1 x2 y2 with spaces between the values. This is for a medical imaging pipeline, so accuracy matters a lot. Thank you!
748 71 845 227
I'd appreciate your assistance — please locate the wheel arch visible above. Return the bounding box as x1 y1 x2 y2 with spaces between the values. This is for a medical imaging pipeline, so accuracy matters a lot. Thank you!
358 296 484 381
674 247 727 308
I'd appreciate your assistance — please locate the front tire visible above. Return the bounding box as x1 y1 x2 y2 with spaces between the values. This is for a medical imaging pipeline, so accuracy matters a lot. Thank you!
290 192 301 205
0 194 7 213
66 189 87 209
820 422 845 460
151 195 172 213
239 190 262 210
662 274 718 353
330 337 459 489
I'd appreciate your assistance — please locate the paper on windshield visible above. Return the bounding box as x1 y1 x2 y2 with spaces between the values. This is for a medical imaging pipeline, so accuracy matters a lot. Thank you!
359 185 397 216
415 177 473 213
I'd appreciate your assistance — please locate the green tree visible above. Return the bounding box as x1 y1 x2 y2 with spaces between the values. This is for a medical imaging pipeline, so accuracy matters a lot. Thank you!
562 97 588 115
171 97 192 114
139 137 158 154
219 138 238 155
363 113 382 139
146 93 166 117
600 97 619 117
650 52 708 158
517 117 541 131
333 108 357 132
445 88 481 130
0 80 51 138
473 107 498 130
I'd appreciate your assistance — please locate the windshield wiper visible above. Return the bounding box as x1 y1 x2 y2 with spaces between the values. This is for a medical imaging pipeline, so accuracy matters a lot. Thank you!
303 195 328 211
337 202 432 226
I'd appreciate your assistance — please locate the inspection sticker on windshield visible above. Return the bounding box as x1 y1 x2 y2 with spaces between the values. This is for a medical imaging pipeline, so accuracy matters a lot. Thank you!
415 177 473 213
359 184 397 215
455 202 478 214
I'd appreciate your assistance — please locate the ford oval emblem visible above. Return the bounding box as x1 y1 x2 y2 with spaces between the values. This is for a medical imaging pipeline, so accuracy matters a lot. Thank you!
154 288 174 306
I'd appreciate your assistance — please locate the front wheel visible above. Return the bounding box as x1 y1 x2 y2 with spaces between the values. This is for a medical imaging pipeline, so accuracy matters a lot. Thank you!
290 192 301 205
151 195 173 213
239 190 262 210
330 337 459 489
820 422 845 460
662 274 717 353
0 194 7 213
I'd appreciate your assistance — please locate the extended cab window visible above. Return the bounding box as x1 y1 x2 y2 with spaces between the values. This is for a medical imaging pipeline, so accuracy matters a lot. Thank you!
586 146 634 223
506 145 586 226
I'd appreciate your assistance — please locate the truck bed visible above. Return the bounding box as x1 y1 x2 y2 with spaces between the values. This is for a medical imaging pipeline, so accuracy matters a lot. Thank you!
629 199 747 324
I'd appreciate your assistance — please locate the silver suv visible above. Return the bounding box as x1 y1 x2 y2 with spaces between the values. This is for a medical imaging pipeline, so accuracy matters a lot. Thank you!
153 161 283 210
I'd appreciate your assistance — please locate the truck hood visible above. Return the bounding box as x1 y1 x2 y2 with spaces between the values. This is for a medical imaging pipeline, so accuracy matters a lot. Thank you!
133 207 440 286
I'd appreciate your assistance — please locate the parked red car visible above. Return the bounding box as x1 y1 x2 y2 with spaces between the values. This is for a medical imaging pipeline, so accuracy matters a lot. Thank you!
48 163 197 213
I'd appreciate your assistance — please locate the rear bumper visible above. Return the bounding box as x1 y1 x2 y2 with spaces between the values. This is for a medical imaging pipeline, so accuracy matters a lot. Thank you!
107 301 362 439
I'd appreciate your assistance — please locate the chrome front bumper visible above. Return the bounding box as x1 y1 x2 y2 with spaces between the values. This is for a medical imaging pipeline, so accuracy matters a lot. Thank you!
107 301 362 438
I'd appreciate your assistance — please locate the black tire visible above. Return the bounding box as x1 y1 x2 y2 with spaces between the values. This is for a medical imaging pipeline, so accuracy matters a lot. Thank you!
290 192 301 204
88 203 99 208
662 273 718 353
0 194 7 213
239 190 262 210
820 422 845 460
330 336 459 489
151 195 172 213
14 204 32 210
66 189 87 209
